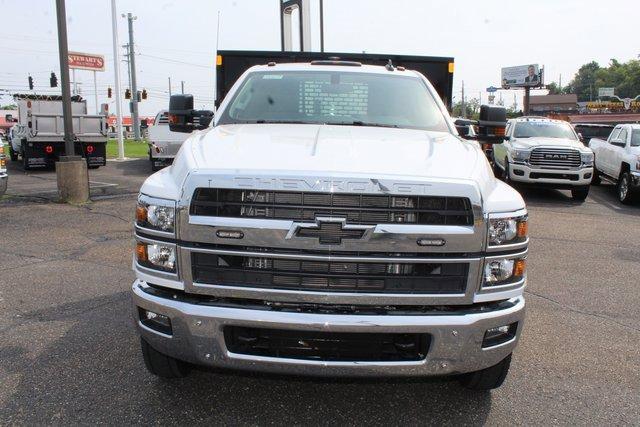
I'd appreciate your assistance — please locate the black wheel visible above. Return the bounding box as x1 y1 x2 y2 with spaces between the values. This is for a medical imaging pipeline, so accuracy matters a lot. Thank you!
491 153 502 177
571 186 589 202
140 338 190 378
618 172 635 205
9 144 18 161
591 167 601 185
502 158 512 185
459 354 512 390
88 165 100 170
20 147 31 171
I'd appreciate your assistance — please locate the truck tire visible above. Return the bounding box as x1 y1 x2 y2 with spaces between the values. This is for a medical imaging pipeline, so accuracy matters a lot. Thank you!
140 338 190 378
9 145 18 161
459 354 511 390
591 167 601 185
571 186 589 202
20 147 31 171
618 172 635 205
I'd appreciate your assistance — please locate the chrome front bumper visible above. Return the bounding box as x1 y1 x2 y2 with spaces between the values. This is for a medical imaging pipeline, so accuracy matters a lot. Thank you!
132 280 525 377
508 164 593 186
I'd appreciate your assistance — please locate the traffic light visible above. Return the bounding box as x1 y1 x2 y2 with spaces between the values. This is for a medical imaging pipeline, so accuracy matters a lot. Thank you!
50 72 58 88
28 76 34 90
141 89 147 100
136 91 141 102
125 88 131 99
107 87 112 98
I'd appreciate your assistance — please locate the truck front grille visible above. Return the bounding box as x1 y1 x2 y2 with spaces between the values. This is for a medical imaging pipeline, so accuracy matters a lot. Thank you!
190 189 473 226
191 252 469 294
529 148 581 169
224 326 429 361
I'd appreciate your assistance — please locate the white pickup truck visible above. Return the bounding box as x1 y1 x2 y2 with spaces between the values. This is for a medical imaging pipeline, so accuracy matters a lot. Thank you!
492 117 594 201
131 61 528 391
147 110 189 171
590 123 640 204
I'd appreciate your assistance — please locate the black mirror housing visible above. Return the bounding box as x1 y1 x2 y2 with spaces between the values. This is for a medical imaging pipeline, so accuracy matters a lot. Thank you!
477 105 507 143
168 94 214 133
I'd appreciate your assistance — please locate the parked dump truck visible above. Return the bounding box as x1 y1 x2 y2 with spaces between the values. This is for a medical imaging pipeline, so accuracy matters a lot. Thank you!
9 94 107 170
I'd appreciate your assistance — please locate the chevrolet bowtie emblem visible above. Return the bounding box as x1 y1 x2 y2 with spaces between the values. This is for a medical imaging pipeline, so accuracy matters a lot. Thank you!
289 217 373 245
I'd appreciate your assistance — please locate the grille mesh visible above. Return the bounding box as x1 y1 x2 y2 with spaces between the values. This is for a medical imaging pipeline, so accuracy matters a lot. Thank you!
190 189 474 226
529 148 581 169
192 252 469 294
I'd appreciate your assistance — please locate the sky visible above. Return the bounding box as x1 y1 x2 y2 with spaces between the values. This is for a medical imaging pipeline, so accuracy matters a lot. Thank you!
1 0 639 116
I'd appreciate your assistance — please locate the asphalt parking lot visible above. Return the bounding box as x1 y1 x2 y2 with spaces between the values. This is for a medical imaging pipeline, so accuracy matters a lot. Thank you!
1 159 639 425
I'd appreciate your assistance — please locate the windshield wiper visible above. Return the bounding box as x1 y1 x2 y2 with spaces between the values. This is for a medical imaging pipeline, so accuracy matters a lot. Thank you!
329 121 400 129
254 120 316 125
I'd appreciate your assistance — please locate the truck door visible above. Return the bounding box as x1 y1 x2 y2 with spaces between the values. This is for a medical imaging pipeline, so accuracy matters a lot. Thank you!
602 127 621 176
609 127 628 178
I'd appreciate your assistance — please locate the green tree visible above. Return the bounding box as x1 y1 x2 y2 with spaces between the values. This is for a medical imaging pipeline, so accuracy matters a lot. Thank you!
0 104 17 110
565 59 640 101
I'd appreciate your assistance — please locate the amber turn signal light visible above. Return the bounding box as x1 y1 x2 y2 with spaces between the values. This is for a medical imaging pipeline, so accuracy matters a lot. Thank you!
517 220 528 238
136 205 147 222
136 242 147 262
513 259 526 277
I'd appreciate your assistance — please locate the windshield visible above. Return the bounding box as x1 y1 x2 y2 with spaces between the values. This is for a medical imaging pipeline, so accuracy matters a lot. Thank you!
217 70 449 132
514 121 577 140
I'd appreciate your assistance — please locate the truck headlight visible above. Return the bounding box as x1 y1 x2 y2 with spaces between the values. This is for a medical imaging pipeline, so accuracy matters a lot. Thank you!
484 257 526 286
136 195 175 233
512 150 530 162
136 242 176 272
488 216 528 246
581 152 594 166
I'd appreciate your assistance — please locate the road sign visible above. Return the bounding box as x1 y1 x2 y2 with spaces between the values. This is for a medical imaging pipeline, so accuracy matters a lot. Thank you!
598 87 615 98
486 86 499 93
68 51 105 71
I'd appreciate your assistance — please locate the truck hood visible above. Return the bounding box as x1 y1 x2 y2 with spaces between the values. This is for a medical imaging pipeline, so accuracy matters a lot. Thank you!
511 137 587 151
143 123 525 215
188 124 482 180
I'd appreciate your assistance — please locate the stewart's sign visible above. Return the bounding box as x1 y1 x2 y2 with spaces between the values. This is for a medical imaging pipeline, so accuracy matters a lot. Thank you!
68 52 105 71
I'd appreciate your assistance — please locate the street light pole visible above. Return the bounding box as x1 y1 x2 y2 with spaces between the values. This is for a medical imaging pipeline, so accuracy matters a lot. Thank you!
110 0 125 160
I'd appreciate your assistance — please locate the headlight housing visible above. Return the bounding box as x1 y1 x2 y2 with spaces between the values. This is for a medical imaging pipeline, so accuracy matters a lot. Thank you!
488 215 528 246
512 149 530 162
136 195 175 233
581 151 594 166
484 257 526 286
136 242 176 272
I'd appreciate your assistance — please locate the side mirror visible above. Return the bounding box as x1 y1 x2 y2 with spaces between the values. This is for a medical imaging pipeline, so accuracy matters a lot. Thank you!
454 118 477 140
5 114 13 122
577 132 585 143
477 105 507 143
504 135 511 141
169 94 214 133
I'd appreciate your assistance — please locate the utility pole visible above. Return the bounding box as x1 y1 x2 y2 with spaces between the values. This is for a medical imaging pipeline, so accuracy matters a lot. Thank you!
181 80 185 94
110 0 125 160
55 0 89 203
168 77 172 96
55 0 74 156
124 13 140 141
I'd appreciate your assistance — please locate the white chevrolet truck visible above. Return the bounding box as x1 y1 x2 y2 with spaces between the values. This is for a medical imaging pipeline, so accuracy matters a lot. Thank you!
131 60 528 390
589 123 640 204
147 110 190 171
492 117 594 201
